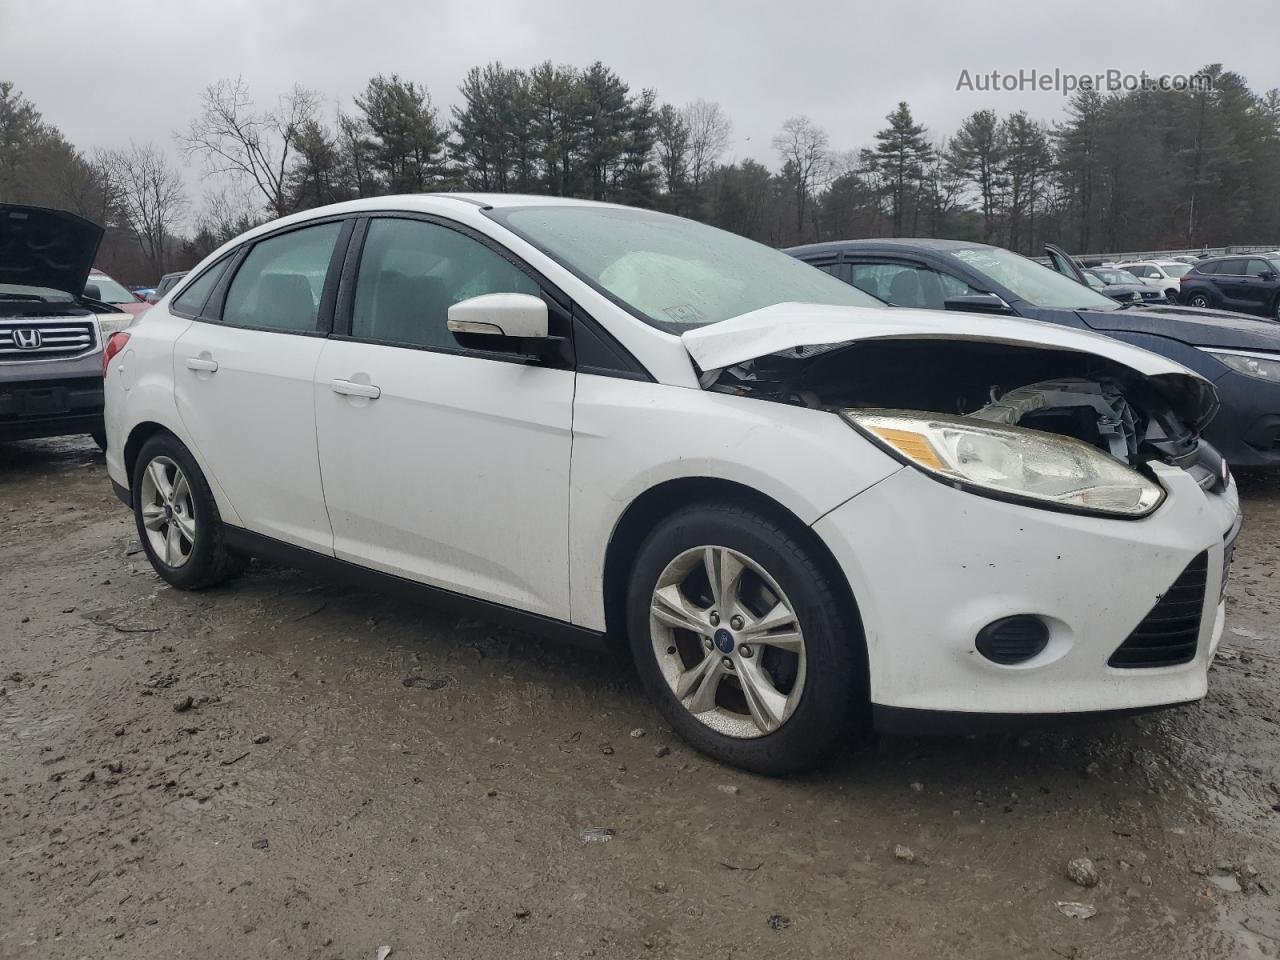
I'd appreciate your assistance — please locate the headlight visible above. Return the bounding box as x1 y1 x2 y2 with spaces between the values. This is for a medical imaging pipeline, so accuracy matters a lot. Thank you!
841 409 1164 518
1203 349 1280 382
97 312 134 336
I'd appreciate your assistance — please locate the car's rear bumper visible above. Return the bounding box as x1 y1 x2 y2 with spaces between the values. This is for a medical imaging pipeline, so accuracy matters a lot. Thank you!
813 462 1238 719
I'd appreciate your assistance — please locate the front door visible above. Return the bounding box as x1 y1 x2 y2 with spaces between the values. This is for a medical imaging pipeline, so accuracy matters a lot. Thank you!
313 216 575 618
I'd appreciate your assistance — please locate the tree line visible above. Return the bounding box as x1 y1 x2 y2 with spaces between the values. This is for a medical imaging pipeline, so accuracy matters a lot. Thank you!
2 62 1278 285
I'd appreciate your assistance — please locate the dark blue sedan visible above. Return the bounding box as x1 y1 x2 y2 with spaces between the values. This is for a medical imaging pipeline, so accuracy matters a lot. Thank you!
786 239 1280 468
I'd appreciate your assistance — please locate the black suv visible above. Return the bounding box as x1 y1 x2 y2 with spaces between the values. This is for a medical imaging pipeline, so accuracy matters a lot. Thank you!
1179 255 1280 320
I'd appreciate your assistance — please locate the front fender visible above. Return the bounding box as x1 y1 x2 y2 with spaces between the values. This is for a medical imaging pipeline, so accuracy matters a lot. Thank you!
566 375 900 630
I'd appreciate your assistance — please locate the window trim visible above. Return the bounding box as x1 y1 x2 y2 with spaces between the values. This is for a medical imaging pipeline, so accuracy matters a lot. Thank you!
196 215 356 337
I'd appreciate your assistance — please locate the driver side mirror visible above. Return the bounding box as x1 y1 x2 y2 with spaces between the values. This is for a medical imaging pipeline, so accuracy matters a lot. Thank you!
83 283 101 301
943 293 1014 315
447 293 555 355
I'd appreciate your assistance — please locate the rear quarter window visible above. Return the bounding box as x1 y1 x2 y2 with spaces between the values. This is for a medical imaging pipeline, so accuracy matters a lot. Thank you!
171 257 232 317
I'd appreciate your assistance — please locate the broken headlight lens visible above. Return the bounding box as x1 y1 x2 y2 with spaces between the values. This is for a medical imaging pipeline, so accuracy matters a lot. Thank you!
1204 349 1280 383
841 409 1164 518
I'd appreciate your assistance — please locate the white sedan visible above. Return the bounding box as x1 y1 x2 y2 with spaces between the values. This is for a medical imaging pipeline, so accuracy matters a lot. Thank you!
102 195 1240 774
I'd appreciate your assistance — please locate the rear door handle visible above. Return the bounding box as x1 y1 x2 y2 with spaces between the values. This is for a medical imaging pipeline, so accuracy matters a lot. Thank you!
330 378 381 400
185 357 219 372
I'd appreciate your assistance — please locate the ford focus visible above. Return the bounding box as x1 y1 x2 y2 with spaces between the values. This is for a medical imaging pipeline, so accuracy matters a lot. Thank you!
103 195 1241 774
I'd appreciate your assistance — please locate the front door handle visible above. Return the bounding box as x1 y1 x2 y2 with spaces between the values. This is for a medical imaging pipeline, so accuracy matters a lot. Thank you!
184 357 219 372
330 378 381 400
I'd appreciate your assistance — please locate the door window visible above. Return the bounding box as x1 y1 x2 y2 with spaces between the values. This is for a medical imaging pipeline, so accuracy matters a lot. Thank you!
848 261 975 308
1244 259 1272 277
222 222 343 332
1217 259 1246 276
351 218 539 350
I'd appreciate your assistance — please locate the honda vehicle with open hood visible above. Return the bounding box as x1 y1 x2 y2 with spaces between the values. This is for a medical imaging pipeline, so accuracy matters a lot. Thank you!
104 196 1240 774
1 204 133 446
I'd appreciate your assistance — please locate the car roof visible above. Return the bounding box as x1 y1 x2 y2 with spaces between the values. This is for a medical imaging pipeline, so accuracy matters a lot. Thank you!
785 238 996 257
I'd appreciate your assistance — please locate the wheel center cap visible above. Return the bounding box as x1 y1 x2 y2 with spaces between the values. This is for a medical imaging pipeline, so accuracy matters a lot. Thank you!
713 628 735 654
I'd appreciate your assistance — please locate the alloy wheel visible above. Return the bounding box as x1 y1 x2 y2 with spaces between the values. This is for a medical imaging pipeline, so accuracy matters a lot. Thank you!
649 545 806 738
139 455 196 567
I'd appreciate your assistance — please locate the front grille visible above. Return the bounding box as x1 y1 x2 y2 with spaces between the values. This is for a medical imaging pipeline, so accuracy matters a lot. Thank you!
0 319 97 361
1108 552 1207 669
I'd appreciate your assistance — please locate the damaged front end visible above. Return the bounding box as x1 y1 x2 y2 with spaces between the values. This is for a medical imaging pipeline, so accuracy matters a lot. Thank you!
689 312 1227 516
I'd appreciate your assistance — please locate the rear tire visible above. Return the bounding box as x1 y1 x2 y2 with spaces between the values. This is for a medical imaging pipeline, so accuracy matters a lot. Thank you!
625 501 865 775
131 432 243 590
1188 292 1212 309
89 425 107 451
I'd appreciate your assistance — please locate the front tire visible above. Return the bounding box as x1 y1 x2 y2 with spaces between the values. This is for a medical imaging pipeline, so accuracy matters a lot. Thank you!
131 432 242 590
625 501 865 775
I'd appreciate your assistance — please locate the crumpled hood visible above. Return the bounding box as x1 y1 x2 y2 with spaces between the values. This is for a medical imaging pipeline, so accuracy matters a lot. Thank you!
1078 303 1280 350
682 302 1219 432
0 204 104 297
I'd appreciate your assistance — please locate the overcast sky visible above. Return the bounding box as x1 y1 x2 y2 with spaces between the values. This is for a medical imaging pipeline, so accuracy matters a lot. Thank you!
3 0 1278 208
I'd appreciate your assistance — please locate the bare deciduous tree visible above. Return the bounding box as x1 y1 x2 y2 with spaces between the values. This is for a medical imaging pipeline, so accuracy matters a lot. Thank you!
683 98 731 192
772 115 830 241
177 77 319 217
100 143 187 272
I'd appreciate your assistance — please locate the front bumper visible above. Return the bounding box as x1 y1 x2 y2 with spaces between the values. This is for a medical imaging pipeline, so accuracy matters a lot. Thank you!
814 462 1238 719
1203 368 1280 468
0 376 104 440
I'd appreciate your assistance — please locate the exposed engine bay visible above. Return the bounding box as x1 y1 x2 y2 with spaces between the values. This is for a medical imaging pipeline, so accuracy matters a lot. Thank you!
708 338 1226 484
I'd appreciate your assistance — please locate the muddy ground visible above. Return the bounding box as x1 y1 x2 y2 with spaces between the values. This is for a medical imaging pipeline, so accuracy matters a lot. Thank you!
0 437 1277 960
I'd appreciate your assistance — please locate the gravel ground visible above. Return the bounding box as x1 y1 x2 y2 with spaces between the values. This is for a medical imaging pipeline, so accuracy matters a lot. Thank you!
1 436 1277 959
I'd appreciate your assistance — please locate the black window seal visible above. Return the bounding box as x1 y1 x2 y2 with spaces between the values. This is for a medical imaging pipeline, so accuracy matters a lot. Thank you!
199 215 355 337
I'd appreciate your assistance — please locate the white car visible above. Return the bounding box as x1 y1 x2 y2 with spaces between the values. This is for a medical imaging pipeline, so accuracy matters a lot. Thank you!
1115 260 1193 299
102 195 1240 774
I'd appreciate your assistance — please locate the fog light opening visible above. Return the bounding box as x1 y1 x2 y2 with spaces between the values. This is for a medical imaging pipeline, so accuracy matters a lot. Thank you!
976 616 1050 665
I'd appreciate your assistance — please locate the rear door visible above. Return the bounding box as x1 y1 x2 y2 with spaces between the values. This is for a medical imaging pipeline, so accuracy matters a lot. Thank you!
173 218 351 553
1238 259 1276 315
313 215 575 618
1213 259 1250 311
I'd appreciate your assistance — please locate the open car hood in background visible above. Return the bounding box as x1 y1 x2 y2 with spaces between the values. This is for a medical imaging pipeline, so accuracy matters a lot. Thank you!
0 204 104 297
681 302 1220 432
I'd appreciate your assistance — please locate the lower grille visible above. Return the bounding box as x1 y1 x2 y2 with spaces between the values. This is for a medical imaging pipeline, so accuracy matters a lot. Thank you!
1108 552 1207 669
0 319 97 361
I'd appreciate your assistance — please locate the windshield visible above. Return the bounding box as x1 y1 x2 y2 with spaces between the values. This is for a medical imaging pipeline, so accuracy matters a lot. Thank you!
0 283 75 303
87 274 136 304
1094 268 1140 285
952 247 1119 310
488 205 882 330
